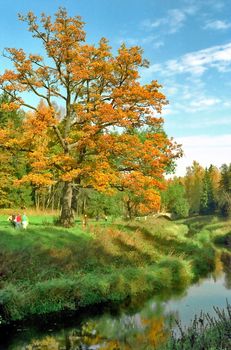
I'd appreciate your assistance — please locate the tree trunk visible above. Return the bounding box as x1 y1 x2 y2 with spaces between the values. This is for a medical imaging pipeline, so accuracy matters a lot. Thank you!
35 189 40 211
126 200 132 220
59 182 75 227
71 185 79 213
82 196 86 215
71 179 81 215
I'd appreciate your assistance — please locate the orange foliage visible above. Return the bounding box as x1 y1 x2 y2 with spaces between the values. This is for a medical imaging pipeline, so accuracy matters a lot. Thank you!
140 316 168 348
0 8 181 215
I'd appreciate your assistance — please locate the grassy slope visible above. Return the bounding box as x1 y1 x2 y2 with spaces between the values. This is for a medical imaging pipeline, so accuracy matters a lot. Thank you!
0 213 229 324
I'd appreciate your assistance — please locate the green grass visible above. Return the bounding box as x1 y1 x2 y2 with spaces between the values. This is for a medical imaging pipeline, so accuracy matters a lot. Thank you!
0 213 229 325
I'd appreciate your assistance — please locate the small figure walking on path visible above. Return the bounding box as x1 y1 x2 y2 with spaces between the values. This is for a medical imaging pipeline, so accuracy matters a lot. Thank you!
15 213 22 229
22 213 28 229
82 214 88 228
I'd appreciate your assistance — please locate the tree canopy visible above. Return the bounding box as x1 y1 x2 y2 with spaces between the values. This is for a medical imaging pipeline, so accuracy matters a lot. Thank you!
0 8 181 226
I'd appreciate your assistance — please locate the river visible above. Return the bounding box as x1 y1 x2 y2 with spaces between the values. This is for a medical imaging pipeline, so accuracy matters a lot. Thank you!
1 250 231 350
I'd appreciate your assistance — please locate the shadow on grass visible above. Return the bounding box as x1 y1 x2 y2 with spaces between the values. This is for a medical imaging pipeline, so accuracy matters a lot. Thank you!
0 217 217 292
0 223 159 283
119 222 216 277
112 237 155 265
0 218 220 327
180 216 214 236
115 223 138 233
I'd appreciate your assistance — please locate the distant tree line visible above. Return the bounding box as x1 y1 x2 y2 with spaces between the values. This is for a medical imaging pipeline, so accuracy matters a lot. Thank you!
162 161 231 219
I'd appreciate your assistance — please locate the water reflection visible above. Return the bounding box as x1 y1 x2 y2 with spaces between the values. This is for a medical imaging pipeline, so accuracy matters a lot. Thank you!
221 251 231 289
2 251 231 350
7 306 172 350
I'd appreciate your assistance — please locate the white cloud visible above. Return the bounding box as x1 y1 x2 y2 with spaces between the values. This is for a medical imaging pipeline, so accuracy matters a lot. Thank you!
142 6 196 35
144 18 166 29
169 97 221 114
162 79 221 113
224 101 231 107
204 19 231 30
164 86 179 95
166 116 231 129
162 106 175 116
167 9 187 33
153 41 165 49
143 42 231 78
174 134 231 176
117 35 164 49
188 97 221 111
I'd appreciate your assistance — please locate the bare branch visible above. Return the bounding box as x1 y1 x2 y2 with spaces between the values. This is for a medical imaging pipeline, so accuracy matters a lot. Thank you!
52 124 68 152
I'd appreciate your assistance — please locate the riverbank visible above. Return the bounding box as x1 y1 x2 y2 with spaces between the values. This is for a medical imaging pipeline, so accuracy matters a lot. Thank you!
0 214 229 325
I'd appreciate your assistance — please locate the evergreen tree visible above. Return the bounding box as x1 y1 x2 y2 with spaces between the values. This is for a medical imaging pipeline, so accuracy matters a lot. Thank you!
218 164 231 217
220 164 231 192
199 167 216 215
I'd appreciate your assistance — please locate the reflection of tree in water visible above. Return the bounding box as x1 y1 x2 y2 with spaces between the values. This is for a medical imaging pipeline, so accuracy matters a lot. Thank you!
221 251 231 289
95 301 173 349
21 302 175 350
25 324 102 350
212 251 224 281
26 336 60 349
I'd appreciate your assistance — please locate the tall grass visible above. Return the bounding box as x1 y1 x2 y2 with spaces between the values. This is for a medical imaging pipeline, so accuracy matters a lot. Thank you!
164 302 231 350
0 215 226 325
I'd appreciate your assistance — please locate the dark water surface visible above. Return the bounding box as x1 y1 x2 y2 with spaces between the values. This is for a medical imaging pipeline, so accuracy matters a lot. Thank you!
1 252 231 350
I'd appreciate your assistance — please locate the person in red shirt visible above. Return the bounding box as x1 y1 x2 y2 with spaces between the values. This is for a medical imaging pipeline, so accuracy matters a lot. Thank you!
15 214 22 229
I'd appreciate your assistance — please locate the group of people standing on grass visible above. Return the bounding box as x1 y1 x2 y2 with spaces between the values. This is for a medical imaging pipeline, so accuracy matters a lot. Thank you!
8 212 28 229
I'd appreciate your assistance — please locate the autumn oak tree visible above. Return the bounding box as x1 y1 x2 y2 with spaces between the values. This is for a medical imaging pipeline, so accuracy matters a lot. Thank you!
0 8 181 226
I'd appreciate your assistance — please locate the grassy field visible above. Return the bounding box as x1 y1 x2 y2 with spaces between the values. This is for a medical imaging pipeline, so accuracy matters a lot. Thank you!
0 211 230 325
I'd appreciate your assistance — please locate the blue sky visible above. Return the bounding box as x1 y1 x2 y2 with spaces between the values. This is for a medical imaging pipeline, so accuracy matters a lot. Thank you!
0 0 230 175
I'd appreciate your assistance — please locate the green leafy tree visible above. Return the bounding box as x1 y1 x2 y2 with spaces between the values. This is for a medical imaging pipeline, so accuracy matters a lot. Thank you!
0 94 32 208
218 164 231 217
0 93 22 127
0 9 180 227
199 167 216 215
161 179 189 218
184 161 205 215
87 190 123 218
